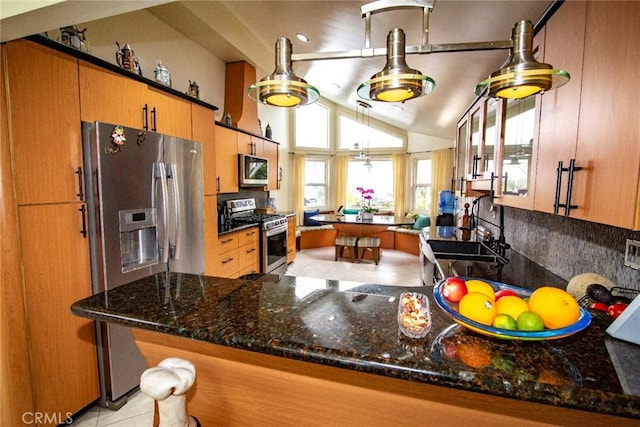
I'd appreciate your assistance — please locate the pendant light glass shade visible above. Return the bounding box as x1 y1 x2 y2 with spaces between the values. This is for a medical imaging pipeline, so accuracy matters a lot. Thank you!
248 38 319 107
358 28 434 103
475 20 570 99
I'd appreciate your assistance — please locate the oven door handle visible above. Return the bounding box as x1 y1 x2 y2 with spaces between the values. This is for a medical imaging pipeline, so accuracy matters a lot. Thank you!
265 225 288 237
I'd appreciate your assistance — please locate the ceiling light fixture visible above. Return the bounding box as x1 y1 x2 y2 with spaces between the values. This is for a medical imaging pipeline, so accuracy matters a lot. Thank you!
296 33 310 43
250 0 569 108
474 20 569 99
247 37 319 107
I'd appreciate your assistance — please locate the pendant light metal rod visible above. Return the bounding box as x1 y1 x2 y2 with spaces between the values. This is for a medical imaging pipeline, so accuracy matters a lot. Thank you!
291 40 512 62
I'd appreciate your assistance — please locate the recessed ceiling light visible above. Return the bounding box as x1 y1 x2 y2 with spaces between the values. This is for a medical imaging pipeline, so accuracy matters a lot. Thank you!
330 82 342 90
296 33 310 43
393 104 404 111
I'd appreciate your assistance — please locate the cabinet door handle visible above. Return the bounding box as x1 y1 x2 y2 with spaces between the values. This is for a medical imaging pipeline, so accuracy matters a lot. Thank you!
245 248 256 254
472 154 482 178
564 158 582 216
151 107 157 132
75 166 84 201
216 177 221 193
221 238 234 244
143 104 149 130
553 161 563 215
221 257 234 264
79 205 87 238
246 231 256 236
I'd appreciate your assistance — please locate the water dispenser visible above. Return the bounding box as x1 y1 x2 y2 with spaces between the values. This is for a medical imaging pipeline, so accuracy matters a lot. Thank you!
119 209 159 272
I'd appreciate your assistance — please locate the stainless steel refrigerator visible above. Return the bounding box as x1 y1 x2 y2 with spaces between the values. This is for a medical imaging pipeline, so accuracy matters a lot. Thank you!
82 121 204 408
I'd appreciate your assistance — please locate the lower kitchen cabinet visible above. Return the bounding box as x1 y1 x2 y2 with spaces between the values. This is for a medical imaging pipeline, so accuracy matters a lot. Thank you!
203 195 219 276
287 214 297 263
19 203 100 421
213 227 259 278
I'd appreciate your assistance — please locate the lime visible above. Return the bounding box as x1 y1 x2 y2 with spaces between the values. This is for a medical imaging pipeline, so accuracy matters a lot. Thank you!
516 311 545 331
492 313 518 330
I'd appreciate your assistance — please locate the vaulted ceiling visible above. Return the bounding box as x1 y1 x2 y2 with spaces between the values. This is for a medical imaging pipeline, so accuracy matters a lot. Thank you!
1 0 554 140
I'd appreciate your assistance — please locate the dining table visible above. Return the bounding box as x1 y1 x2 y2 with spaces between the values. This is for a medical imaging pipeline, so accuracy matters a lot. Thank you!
309 213 415 237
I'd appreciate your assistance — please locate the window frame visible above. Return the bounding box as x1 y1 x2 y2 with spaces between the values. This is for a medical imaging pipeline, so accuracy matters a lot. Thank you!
293 101 331 152
335 108 406 154
303 155 331 210
410 153 433 214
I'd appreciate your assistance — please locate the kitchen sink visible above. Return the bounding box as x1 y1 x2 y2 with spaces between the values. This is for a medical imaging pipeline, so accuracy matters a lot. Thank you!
427 240 506 264
420 237 508 285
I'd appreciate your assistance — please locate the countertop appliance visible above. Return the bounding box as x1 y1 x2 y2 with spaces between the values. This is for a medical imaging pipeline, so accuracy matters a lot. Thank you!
225 198 288 277
82 121 204 408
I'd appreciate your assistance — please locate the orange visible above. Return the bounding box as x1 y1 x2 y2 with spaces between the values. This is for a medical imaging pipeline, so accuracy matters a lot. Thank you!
465 280 496 301
495 295 529 321
516 311 545 331
528 287 581 329
456 342 492 369
459 292 496 326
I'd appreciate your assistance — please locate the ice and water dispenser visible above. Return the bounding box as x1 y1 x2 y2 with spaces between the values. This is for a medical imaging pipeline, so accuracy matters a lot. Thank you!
119 208 159 272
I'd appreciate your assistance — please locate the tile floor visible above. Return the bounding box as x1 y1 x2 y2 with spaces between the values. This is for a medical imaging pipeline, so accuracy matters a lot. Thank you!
71 247 421 426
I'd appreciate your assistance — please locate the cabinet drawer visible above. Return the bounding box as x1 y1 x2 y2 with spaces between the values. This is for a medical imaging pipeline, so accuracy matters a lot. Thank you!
239 243 259 270
238 227 259 246
216 233 239 254
214 249 239 278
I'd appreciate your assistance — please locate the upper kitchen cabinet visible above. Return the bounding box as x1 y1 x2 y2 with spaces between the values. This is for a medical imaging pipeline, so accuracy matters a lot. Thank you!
534 1 586 216
214 125 239 193
534 1 640 229
497 94 539 210
192 104 217 196
5 40 83 206
80 62 192 140
456 97 501 197
573 2 640 229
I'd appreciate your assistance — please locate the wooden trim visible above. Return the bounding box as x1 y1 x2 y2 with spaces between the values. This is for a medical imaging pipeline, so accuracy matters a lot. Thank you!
133 329 636 426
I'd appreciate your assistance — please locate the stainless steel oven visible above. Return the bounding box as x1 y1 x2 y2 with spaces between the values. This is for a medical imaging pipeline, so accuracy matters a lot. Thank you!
262 217 288 277
224 198 288 278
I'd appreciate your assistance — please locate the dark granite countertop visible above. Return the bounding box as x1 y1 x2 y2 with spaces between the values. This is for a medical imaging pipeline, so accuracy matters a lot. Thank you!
71 273 640 420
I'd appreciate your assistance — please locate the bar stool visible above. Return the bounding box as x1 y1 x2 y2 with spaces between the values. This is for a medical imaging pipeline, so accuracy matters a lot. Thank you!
335 235 358 262
357 236 381 265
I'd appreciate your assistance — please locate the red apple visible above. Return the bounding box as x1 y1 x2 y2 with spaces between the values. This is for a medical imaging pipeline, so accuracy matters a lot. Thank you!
495 289 518 301
607 303 628 319
442 277 468 303
589 301 609 313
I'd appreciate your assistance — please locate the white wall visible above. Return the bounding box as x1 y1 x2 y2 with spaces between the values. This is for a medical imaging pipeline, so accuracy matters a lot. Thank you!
407 131 454 153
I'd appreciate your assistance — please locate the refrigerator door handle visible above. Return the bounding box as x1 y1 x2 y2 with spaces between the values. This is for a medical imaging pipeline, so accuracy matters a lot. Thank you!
168 163 181 260
155 162 170 264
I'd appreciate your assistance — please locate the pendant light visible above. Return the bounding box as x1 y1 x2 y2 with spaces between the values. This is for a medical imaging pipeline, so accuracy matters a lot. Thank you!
248 38 319 107
357 28 434 103
475 20 570 99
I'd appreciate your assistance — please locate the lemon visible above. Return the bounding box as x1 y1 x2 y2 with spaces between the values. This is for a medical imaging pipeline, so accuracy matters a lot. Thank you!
465 280 496 301
459 292 496 326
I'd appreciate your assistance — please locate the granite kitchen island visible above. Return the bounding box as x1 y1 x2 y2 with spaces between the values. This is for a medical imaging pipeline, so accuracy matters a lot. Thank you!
71 273 640 425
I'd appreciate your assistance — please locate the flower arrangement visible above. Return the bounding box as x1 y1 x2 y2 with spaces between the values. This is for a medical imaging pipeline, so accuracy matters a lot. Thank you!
356 187 377 213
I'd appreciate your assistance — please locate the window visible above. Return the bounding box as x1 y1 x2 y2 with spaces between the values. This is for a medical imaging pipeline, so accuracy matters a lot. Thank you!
304 158 328 208
346 159 394 209
412 158 432 212
295 103 329 149
338 113 403 150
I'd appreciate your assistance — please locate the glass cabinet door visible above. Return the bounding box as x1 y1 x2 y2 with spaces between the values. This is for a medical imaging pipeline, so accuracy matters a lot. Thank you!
456 119 468 193
484 99 499 177
469 106 482 178
501 96 536 197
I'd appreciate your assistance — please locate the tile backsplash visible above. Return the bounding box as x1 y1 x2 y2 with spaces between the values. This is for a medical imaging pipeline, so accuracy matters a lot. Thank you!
499 206 640 291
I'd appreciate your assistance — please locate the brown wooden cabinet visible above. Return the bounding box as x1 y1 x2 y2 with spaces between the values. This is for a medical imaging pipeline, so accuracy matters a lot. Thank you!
203 195 219 276
80 62 192 140
534 1 640 229
214 125 239 193
192 105 217 196
6 40 84 206
4 40 100 420
287 214 297 263
213 227 259 278
19 203 100 420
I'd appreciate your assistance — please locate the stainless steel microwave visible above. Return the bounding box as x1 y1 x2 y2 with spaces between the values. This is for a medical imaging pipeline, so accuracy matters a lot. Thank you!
239 154 268 187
